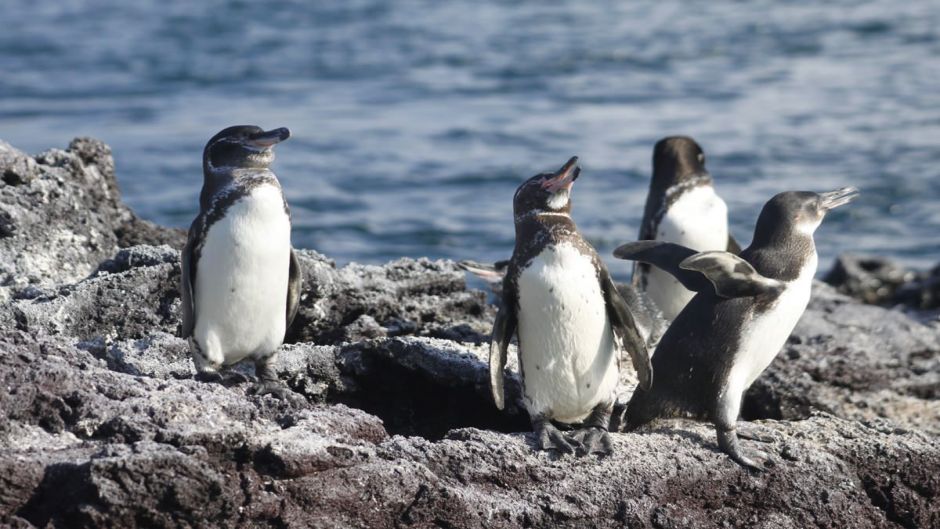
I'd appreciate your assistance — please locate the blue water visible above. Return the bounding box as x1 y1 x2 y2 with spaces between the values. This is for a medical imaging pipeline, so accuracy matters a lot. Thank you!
2 0 939 280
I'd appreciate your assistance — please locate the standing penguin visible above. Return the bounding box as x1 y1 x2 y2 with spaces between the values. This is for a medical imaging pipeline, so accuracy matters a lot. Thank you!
180 125 303 398
614 187 858 470
634 136 739 320
491 156 653 456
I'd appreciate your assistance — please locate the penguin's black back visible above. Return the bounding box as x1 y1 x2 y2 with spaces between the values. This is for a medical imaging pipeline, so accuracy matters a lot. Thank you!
638 136 710 241
627 243 810 428
627 293 745 422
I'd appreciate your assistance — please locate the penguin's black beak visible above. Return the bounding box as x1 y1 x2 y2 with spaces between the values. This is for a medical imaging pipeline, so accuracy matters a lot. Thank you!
542 156 581 193
247 127 291 149
819 186 859 211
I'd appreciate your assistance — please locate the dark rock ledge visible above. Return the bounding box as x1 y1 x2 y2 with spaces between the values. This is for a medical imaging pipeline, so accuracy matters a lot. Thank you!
0 138 938 528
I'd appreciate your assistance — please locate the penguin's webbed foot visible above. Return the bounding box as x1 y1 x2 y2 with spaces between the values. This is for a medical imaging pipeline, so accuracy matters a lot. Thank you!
718 428 775 472
253 359 296 400
252 380 295 400
194 370 223 384
222 371 252 386
533 420 579 455
572 426 613 457
194 370 251 387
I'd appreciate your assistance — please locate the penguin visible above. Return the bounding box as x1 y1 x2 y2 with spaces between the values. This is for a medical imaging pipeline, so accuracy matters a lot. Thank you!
613 187 859 470
490 156 653 456
633 136 740 320
180 125 303 398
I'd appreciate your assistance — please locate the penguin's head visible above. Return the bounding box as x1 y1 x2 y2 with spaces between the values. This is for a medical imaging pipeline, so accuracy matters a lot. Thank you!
513 156 581 218
203 125 291 173
753 187 859 243
652 136 708 188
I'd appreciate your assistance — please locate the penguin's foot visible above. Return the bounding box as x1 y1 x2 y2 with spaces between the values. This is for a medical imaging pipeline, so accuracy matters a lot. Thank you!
609 403 628 432
252 380 294 400
222 372 252 386
252 359 294 400
194 370 251 386
737 423 776 443
194 370 223 384
572 426 613 457
717 428 775 472
533 420 579 455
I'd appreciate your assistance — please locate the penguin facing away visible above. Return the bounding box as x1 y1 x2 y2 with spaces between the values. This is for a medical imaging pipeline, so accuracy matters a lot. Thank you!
180 125 303 398
490 156 653 456
614 187 858 470
634 136 740 321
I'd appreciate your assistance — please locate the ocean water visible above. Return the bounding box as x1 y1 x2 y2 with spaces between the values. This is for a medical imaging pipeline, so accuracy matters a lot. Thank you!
2 0 939 280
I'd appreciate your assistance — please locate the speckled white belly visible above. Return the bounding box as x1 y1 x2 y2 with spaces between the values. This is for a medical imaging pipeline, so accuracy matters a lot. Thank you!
516 242 619 423
193 184 291 366
647 184 729 320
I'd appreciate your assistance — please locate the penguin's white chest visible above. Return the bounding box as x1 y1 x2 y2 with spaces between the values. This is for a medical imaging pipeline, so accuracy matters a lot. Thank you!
516 242 618 423
193 184 292 366
647 185 729 320
729 254 817 395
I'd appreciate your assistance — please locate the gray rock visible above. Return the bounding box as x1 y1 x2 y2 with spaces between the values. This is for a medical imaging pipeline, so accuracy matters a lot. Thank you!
824 253 916 305
825 253 940 310
1 137 939 527
290 251 494 345
894 263 940 311
0 138 184 302
3 328 939 528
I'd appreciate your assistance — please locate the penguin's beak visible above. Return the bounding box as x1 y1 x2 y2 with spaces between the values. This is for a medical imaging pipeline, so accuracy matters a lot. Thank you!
819 187 859 210
247 127 291 149
542 156 581 193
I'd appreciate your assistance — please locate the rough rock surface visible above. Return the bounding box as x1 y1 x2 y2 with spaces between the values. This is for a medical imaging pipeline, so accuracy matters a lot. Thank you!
0 138 184 302
1 138 938 528
825 253 940 310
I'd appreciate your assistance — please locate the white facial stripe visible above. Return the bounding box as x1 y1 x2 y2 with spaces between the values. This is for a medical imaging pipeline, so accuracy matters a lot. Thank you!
244 143 274 153
547 190 569 210
514 211 571 222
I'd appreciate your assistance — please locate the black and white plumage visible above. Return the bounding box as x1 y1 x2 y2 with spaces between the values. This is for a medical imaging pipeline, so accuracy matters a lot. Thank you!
614 187 858 470
490 157 653 456
459 260 667 351
180 125 302 398
634 136 739 320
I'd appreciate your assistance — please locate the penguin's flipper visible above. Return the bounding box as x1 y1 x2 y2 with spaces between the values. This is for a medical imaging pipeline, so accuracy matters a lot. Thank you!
601 268 652 391
726 234 742 255
614 241 712 293
458 260 508 282
679 251 784 298
489 283 517 410
285 248 303 331
179 216 203 338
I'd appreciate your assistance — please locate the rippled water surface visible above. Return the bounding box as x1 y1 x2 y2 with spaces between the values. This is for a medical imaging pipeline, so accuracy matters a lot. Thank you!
2 0 939 277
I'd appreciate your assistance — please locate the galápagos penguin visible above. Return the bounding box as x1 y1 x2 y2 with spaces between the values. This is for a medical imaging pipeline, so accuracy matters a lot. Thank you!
634 136 739 320
180 125 302 398
490 156 653 456
614 187 859 470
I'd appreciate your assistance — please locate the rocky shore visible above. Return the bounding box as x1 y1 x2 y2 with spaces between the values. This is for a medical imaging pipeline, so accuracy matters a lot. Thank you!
0 138 938 528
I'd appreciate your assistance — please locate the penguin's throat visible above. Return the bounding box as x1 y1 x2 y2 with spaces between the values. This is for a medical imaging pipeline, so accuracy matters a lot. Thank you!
546 189 570 210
